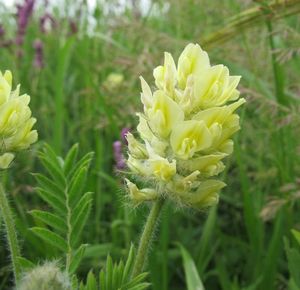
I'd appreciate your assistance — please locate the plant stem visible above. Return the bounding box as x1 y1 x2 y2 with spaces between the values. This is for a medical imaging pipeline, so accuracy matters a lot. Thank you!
0 183 21 286
132 198 165 278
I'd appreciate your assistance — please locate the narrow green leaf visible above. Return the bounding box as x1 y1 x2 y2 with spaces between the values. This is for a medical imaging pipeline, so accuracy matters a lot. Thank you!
100 269 106 290
116 260 124 288
17 257 35 270
71 193 93 246
122 273 149 289
30 210 67 233
122 245 135 283
33 173 65 198
284 238 300 288
36 188 66 215
42 143 63 169
106 255 113 290
127 283 151 290
39 154 66 187
86 271 97 290
178 243 205 290
67 152 94 180
69 244 88 274
69 167 88 206
31 227 68 251
64 143 79 174
291 229 300 246
79 282 86 290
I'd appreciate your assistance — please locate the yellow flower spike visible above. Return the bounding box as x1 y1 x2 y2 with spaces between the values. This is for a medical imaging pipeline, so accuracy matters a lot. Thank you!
125 179 158 205
125 43 244 209
170 120 212 160
0 70 38 158
0 153 15 169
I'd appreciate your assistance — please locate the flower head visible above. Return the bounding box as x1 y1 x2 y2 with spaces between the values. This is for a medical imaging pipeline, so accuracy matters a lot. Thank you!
125 43 245 209
0 70 38 169
17 261 71 290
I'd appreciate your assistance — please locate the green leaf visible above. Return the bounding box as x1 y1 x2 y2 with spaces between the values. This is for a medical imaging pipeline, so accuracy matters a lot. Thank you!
99 269 106 290
122 273 149 289
64 143 79 174
67 152 94 180
39 153 66 187
36 188 66 215
122 245 135 283
284 238 300 288
106 255 113 290
31 227 68 251
69 166 88 206
69 244 88 274
71 192 93 246
33 173 65 198
17 257 35 270
30 210 67 233
86 271 97 290
178 243 205 290
42 143 64 169
291 229 300 246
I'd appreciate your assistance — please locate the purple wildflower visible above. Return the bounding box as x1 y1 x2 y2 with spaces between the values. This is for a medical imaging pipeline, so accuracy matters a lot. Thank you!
33 39 44 69
16 0 35 46
113 141 126 170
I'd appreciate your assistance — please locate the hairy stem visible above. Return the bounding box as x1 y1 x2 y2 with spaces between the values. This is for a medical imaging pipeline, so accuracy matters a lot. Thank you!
0 183 21 286
132 198 165 277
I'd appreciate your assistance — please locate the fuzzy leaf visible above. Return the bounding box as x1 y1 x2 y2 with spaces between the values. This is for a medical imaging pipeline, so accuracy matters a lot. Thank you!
39 153 66 187
30 210 67 233
63 143 79 174
69 244 88 274
69 166 88 206
33 173 65 197
31 227 68 251
17 257 35 270
35 188 66 215
71 192 93 246
67 152 94 181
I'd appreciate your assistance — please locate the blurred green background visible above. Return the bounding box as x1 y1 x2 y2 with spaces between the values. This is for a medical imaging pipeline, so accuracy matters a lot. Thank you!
1 0 300 289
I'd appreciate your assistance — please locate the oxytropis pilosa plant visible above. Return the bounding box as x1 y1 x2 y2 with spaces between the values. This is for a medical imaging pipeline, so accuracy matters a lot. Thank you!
125 43 245 276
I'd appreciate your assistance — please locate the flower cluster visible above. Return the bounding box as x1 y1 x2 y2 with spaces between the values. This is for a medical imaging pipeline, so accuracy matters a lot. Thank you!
125 43 245 209
17 262 71 290
0 70 38 169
